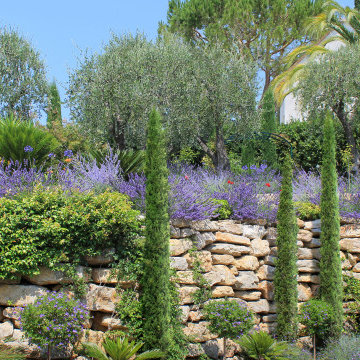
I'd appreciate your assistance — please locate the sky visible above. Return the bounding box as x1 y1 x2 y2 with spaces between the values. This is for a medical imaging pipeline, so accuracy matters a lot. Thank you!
0 0 355 123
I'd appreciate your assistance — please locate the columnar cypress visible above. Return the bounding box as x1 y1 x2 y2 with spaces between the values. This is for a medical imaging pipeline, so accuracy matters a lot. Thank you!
141 108 170 351
46 81 62 129
274 153 298 340
356 0 360 11
320 113 343 337
261 89 277 168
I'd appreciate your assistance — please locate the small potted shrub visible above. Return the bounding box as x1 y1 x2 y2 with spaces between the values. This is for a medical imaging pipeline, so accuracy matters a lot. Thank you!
20 291 89 360
203 299 254 359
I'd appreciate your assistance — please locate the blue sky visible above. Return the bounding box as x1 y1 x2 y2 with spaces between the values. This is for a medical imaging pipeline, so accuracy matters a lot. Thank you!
0 0 355 123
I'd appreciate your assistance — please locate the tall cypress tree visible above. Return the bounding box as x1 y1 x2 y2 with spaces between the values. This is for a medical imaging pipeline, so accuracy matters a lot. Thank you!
274 153 298 340
47 81 62 129
356 0 360 11
141 108 170 351
261 89 277 168
320 113 343 337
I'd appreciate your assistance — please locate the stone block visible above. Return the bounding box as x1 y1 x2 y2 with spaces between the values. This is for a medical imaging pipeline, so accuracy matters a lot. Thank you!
304 219 321 230
170 257 189 271
218 221 243 235
258 281 274 300
212 286 234 298
0 285 47 306
297 260 320 273
215 232 250 246
234 291 261 301
176 271 196 285
257 265 275 281
340 238 360 253
84 248 115 266
242 225 267 239
298 284 312 302
204 265 236 286
193 232 216 250
3 307 21 320
191 220 219 232
234 271 259 290
297 230 313 243
208 244 250 257
180 305 190 323
212 254 235 265
183 322 217 342
179 286 199 305
0 320 13 339
170 225 181 238
248 299 272 314
298 274 320 284
92 313 125 331
170 239 193 256
181 228 196 238
187 343 205 357
86 284 119 313
234 256 259 271
91 268 134 287
185 251 212 272
340 224 360 238
250 238 270 257
298 248 321 260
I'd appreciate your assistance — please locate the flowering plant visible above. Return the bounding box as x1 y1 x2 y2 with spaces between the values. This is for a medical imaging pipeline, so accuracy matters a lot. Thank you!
203 299 254 340
20 291 89 359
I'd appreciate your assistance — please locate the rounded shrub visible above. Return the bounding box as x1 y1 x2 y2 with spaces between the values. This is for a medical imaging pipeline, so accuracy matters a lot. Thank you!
20 291 89 358
203 299 254 340
294 201 321 220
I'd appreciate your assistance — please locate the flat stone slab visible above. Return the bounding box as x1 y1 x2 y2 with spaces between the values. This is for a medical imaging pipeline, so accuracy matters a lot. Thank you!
0 285 47 306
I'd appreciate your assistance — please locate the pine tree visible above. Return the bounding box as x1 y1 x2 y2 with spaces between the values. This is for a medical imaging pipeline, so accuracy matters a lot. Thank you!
261 89 277 168
47 81 62 129
141 108 171 352
320 113 343 337
274 153 298 340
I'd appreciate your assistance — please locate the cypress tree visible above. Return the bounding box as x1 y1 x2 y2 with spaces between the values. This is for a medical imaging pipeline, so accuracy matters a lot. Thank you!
274 153 298 340
141 108 171 351
47 81 62 129
320 113 343 337
356 0 360 11
261 89 277 168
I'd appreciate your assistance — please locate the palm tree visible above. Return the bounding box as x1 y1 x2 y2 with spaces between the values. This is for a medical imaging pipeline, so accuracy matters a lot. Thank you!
272 1 360 105
82 337 164 360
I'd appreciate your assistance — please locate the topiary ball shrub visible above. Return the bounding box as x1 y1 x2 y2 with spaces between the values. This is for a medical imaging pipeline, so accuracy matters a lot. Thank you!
299 299 335 342
294 201 321 221
203 299 254 340
20 291 89 359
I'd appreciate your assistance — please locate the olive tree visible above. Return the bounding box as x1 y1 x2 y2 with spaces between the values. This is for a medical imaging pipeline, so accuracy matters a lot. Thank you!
296 44 360 174
67 33 258 170
0 27 47 120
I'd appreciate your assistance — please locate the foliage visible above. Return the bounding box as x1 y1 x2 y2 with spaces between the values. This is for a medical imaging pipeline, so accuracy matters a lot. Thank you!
296 43 360 174
67 33 258 170
20 291 89 358
203 299 254 340
0 345 27 360
294 201 321 220
46 81 62 129
320 114 343 337
0 27 47 119
237 331 300 360
164 0 324 95
211 199 232 220
274 154 298 341
299 299 335 340
0 116 59 164
141 109 171 352
83 336 164 360
277 118 348 173
0 188 140 279
343 274 360 333
318 335 360 360
260 89 277 168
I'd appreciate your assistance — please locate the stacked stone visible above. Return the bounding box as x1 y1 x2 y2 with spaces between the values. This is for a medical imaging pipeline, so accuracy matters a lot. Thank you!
0 250 127 358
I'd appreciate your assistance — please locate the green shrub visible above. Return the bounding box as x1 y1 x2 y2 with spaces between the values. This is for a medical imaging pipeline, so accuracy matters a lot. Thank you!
237 331 301 360
293 201 321 220
299 299 335 341
20 291 89 359
211 199 232 220
0 188 141 279
203 299 254 340
0 116 59 164
343 274 360 333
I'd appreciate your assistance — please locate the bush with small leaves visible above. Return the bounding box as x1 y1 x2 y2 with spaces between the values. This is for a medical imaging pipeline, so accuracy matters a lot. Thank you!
318 335 360 360
20 291 89 360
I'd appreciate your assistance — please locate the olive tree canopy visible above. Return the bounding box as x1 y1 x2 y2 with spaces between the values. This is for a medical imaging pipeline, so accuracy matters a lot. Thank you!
0 27 47 120
67 34 258 170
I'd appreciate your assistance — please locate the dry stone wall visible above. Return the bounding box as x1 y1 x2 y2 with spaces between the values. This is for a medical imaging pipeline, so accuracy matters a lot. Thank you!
1 219 360 359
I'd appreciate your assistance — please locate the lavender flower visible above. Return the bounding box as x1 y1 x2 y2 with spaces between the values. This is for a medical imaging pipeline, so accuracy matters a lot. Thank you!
24 145 34 152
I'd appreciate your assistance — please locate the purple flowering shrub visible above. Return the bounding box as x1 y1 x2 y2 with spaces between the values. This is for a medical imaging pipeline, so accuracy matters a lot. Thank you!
20 291 89 357
203 299 254 340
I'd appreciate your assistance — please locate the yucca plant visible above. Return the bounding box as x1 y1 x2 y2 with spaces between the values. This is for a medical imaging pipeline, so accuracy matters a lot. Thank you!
0 115 59 164
88 148 145 179
82 336 164 360
237 331 299 360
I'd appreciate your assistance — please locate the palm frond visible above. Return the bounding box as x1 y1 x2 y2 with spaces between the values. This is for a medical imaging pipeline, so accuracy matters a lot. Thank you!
82 342 110 360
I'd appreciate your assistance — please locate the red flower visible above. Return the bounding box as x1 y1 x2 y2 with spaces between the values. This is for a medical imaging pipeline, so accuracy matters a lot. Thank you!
265 183 271 187
185 175 189 180
228 180 234 184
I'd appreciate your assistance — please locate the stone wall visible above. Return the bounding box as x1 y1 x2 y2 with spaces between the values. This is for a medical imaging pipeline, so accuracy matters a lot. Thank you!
1 218 360 359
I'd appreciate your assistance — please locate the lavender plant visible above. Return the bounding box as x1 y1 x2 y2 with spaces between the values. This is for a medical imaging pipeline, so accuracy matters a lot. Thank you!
20 291 89 360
